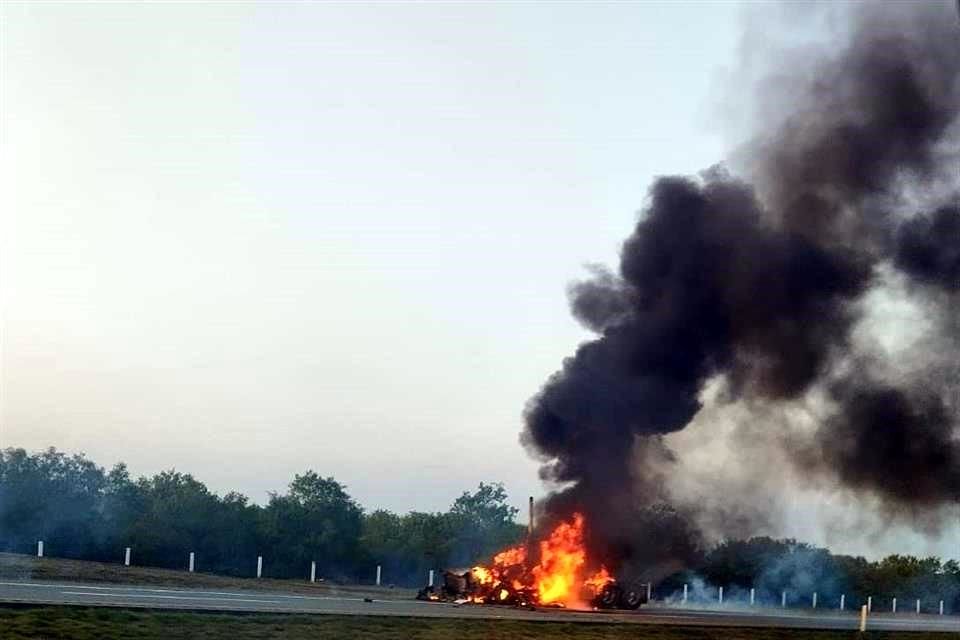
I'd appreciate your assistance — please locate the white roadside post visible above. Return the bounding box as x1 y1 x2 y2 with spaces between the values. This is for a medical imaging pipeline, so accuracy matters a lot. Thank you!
189 552 195 572
682 583 688 604
867 596 872 613
840 594 845 611
646 582 652 603
718 586 724 605
940 600 945 615
428 569 434 587
916 599 920 615
376 565 382 586
892 597 897 613
750 588 755 606
310 561 316 583
37 541 44 558
782 591 787 608
813 592 818 609
124 547 131 566
860 605 868 632
257 556 263 579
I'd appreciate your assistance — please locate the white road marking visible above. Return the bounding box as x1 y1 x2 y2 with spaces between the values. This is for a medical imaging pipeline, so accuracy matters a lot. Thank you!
60 591 284 605
0 581 378 603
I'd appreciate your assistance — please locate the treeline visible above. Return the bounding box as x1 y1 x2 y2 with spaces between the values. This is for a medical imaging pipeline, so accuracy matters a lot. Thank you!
666 538 960 612
0 448 523 585
1 448 958 608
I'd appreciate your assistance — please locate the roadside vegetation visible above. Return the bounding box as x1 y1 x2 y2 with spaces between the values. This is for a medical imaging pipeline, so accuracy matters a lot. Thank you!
0 607 955 640
1 447 958 613
0 447 523 585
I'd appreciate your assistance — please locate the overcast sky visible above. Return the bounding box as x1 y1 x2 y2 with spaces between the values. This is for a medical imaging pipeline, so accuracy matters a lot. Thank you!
3 2 954 560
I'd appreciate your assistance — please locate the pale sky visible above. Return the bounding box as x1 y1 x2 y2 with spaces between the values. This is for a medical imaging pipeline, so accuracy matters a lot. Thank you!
1 1 737 509
3 2 953 560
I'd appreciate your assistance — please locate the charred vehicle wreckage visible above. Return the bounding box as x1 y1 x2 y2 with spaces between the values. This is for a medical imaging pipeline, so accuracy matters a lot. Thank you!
416 566 649 610
416 512 650 611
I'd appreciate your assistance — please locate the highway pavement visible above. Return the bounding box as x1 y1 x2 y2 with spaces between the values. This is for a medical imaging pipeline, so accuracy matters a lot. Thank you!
0 580 958 632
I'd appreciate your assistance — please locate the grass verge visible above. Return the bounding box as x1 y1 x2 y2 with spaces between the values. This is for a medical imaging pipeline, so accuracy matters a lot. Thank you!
0 553 411 599
0 606 954 640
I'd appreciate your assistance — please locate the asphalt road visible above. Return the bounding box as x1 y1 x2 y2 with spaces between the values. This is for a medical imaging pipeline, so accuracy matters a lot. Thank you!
0 580 958 633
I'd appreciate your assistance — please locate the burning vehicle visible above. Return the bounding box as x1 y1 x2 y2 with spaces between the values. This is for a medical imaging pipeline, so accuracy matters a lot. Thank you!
430 4 959 612
417 512 649 610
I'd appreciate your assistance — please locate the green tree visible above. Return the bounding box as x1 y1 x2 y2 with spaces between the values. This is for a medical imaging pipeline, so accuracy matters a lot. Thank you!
99 462 147 556
446 482 524 566
0 448 107 558
126 471 222 569
398 511 457 581
360 509 403 567
259 472 363 579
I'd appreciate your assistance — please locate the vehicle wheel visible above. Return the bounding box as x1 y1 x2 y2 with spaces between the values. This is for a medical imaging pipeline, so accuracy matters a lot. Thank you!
597 583 622 609
618 584 645 609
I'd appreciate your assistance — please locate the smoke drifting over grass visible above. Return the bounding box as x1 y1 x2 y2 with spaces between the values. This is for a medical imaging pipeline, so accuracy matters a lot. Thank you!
521 1 959 568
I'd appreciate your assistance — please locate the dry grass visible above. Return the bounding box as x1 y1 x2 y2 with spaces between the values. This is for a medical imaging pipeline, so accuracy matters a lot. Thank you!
0 606 953 640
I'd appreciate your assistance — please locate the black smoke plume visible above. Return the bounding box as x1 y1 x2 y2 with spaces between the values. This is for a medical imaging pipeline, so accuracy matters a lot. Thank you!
895 204 960 290
521 1 959 571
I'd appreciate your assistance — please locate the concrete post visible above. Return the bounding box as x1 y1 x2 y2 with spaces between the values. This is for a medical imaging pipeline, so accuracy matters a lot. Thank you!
916 599 920 614
376 565 382 586
840 594 845 611
646 582 652 603
812 592 818 609
310 561 316 583
940 600 944 615
718 586 724 604
782 591 787 608
257 555 263 578
428 569 434 587
892 597 897 613
189 552 195 572
682 583 688 604
859 605 868 632
750 588 755 606
867 596 872 612
37 541 44 558
124 547 131 566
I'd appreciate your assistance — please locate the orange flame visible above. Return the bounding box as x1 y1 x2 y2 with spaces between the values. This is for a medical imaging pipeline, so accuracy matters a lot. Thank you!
471 565 494 585
493 546 526 567
465 512 608 608
584 566 614 591
531 513 587 604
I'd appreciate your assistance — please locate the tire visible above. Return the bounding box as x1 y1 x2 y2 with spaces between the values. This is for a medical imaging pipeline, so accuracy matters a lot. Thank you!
597 583 622 609
618 583 645 610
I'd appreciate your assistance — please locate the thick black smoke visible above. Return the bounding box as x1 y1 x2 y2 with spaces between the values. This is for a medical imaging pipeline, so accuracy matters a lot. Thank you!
895 204 960 290
521 1 959 570
811 383 960 506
